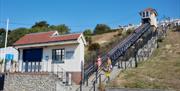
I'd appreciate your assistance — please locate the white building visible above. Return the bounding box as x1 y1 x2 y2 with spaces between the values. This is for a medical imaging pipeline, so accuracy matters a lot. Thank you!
0 47 18 72
13 31 86 84
172 19 180 26
139 8 158 27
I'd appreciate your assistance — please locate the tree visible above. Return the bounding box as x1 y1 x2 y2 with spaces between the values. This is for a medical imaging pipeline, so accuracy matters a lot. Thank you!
8 28 29 46
0 28 6 47
88 43 100 51
83 29 92 36
85 36 92 45
94 24 111 34
32 21 49 28
49 24 70 34
126 28 134 35
83 29 92 44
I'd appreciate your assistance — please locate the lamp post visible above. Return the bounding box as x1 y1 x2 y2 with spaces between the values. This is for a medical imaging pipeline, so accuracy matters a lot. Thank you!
2 19 9 73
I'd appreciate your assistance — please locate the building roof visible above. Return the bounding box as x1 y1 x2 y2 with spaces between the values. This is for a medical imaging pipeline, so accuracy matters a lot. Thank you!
13 31 82 46
142 8 158 16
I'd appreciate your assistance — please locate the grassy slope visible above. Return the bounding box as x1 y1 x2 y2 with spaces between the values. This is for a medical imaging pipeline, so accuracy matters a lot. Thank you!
91 31 119 45
108 31 180 90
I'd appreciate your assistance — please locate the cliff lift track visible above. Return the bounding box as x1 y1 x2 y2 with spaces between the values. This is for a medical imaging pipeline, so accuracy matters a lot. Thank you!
84 23 151 81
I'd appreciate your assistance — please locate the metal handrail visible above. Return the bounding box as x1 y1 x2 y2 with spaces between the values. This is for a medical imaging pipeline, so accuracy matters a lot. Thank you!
84 23 151 82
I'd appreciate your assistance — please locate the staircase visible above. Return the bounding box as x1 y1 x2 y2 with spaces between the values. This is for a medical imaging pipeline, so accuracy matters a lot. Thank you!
82 23 158 91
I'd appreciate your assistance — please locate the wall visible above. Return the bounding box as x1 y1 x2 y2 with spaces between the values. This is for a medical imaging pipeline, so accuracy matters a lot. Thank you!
18 43 83 72
4 73 57 91
17 42 84 84
150 13 157 27
0 47 18 61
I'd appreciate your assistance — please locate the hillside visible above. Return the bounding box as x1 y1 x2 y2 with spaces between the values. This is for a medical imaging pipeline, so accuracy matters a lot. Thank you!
108 30 180 90
91 31 119 45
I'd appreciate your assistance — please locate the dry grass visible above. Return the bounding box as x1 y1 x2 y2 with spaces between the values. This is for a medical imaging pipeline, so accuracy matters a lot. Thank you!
108 31 180 91
91 31 119 45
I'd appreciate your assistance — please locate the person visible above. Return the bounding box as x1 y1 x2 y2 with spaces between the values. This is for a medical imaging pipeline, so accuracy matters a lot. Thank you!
96 55 102 70
104 56 112 83
107 56 112 70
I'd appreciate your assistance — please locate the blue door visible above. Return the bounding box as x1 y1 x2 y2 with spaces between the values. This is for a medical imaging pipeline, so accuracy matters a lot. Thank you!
23 48 43 72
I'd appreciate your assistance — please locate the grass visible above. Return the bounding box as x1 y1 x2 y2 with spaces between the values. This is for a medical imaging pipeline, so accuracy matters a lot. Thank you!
108 30 180 91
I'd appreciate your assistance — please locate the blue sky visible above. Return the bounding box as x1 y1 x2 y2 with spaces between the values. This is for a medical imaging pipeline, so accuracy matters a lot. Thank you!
0 0 179 32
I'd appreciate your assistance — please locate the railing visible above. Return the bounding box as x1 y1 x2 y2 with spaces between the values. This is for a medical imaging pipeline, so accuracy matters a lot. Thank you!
22 61 42 72
84 23 151 82
56 65 66 82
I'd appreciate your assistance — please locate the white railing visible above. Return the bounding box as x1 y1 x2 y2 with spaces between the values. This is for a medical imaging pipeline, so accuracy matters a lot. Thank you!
22 61 42 72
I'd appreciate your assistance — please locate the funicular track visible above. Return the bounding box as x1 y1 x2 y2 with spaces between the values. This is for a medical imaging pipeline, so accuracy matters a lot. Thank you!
84 23 152 84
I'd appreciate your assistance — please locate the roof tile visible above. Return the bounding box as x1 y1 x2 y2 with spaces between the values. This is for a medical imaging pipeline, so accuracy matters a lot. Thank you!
13 31 81 45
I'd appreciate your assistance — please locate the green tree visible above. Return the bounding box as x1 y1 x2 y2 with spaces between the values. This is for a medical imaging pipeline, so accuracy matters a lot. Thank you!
29 27 49 33
94 24 111 34
49 24 70 34
0 28 6 48
31 21 49 28
83 29 92 36
8 28 29 46
88 43 100 51
126 28 134 35
83 29 92 44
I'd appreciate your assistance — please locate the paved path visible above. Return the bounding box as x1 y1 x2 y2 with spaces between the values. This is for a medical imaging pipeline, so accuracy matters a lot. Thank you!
105 88 174 91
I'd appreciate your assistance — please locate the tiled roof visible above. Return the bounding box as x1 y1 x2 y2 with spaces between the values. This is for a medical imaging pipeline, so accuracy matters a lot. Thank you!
143 8 158 16
144 8 154 11
13 31 81 46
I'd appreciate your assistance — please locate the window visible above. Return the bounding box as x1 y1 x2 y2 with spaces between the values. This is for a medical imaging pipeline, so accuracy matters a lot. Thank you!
52 49 65 63
143 12 145 17
66 51 74 59
146 11 149 17
176 23 178 26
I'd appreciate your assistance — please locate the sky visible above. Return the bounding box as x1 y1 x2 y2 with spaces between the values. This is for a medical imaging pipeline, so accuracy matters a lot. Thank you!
0 0 180 32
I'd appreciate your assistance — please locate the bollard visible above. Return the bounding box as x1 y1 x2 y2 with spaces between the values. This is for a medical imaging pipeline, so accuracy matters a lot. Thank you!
80 80 82 91
93 81 96 91
118 60 120 69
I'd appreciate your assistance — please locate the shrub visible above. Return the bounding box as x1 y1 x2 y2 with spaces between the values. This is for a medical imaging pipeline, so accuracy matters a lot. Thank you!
117 30 123 36
85 36 92 45
126 29 134 35
94 24 111 34
88 43 100 51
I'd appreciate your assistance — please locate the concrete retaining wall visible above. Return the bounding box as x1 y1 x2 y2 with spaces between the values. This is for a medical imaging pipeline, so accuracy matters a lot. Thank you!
4 73 57 91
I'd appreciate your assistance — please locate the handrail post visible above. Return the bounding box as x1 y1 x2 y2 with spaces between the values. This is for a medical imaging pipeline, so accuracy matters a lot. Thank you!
86 76 88 86
99 74 102 91
95 70 98 83
93 81 96 91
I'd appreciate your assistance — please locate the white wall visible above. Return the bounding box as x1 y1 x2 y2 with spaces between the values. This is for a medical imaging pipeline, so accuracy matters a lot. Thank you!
150 13 157 27
42 44 81 72
18 43 85 73
141 11 157 27
0 47 18 61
